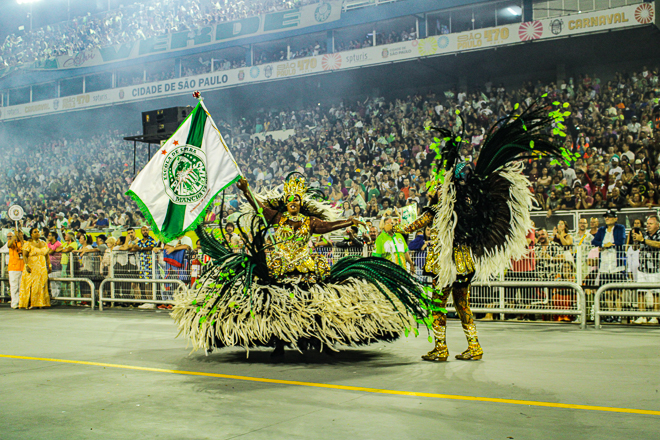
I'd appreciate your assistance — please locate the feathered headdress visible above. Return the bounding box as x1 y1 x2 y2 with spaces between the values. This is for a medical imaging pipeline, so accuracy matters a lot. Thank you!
239 172 341 229
283 174 308 200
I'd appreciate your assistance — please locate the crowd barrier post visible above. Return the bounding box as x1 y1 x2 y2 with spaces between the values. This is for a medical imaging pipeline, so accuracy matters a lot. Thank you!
151 251 157 301
0 253 7 300
109 251 116 304
594 282 660 329
497 271 505 321
69 253 75 299
575 244 584 286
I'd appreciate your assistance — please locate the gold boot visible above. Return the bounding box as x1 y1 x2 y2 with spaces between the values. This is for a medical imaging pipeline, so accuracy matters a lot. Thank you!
421 321 448 362
455 324 483 361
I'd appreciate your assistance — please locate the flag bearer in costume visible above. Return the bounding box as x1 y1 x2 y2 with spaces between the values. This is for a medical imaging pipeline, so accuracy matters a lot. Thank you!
172 172 432 355
125 92 429 356
396 100 569 362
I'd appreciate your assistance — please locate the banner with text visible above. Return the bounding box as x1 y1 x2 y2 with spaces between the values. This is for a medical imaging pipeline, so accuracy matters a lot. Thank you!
28 1 341 71
0 3 653 121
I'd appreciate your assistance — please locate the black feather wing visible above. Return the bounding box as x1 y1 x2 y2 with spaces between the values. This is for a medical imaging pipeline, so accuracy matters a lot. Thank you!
453 172 515 258
474 101 563 177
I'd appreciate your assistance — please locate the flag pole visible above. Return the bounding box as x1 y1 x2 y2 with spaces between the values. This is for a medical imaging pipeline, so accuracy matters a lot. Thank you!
193 91 264 221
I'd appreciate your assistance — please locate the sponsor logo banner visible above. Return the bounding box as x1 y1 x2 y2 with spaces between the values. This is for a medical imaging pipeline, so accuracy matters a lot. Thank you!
0 4 651 121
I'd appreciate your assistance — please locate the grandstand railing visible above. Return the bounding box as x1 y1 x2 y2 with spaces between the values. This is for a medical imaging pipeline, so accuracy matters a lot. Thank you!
533 0 643 20
342 0 400 11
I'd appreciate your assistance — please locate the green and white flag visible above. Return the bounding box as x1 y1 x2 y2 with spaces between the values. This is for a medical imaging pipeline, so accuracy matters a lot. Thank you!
127 100 241 242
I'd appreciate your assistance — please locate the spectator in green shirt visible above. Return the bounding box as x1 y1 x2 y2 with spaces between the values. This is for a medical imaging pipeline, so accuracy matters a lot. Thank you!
372 216 415 275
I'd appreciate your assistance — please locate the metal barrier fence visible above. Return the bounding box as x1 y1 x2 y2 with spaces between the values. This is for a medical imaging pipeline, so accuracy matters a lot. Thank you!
467 281 586 328
594 283 660 329
0 249 195 308
98 278 187 311
0 238 657 329
48 277 97 310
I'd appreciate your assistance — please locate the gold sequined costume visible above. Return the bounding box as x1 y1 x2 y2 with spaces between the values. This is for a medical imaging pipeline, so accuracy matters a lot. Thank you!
396 211 482 361
267 214 331 283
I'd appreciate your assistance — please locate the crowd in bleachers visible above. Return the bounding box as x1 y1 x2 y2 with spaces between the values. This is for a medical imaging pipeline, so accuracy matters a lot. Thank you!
0 0 322 68
3 67 660 232
232 70 660 218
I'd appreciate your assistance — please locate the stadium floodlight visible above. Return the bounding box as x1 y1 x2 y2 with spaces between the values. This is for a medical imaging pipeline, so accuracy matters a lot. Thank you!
17 0 41 32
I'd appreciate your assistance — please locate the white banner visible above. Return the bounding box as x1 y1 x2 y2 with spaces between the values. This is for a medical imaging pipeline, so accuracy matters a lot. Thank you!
0 3 652 121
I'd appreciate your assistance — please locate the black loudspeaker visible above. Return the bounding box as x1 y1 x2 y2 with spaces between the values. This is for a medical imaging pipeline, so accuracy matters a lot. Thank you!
142 106 192 136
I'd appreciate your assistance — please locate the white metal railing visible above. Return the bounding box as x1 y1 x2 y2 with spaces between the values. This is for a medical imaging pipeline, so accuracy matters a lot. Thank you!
98 278 187 311
593 282 660 328
48 277 96 309
343 0 402 12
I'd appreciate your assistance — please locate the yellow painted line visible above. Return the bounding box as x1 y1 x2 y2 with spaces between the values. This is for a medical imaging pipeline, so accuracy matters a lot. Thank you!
1 354 658 416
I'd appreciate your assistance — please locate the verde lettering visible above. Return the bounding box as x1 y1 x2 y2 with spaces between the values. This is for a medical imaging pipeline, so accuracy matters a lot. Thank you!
215 17 260 41
138 35 169 55
263 10 301 32
98 42 136 62
171 27 213 50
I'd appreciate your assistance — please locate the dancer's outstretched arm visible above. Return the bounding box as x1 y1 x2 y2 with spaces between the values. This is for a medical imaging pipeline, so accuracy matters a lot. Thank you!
311 216 364 235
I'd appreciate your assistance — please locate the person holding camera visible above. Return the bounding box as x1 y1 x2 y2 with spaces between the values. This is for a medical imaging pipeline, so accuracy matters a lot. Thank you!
632 215 660 324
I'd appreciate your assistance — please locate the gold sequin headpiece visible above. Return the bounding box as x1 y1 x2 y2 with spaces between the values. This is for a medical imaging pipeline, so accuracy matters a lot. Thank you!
283 175 307 200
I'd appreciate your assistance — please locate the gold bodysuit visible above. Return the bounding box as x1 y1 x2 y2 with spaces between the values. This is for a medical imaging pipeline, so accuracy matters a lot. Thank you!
267 214 331 283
